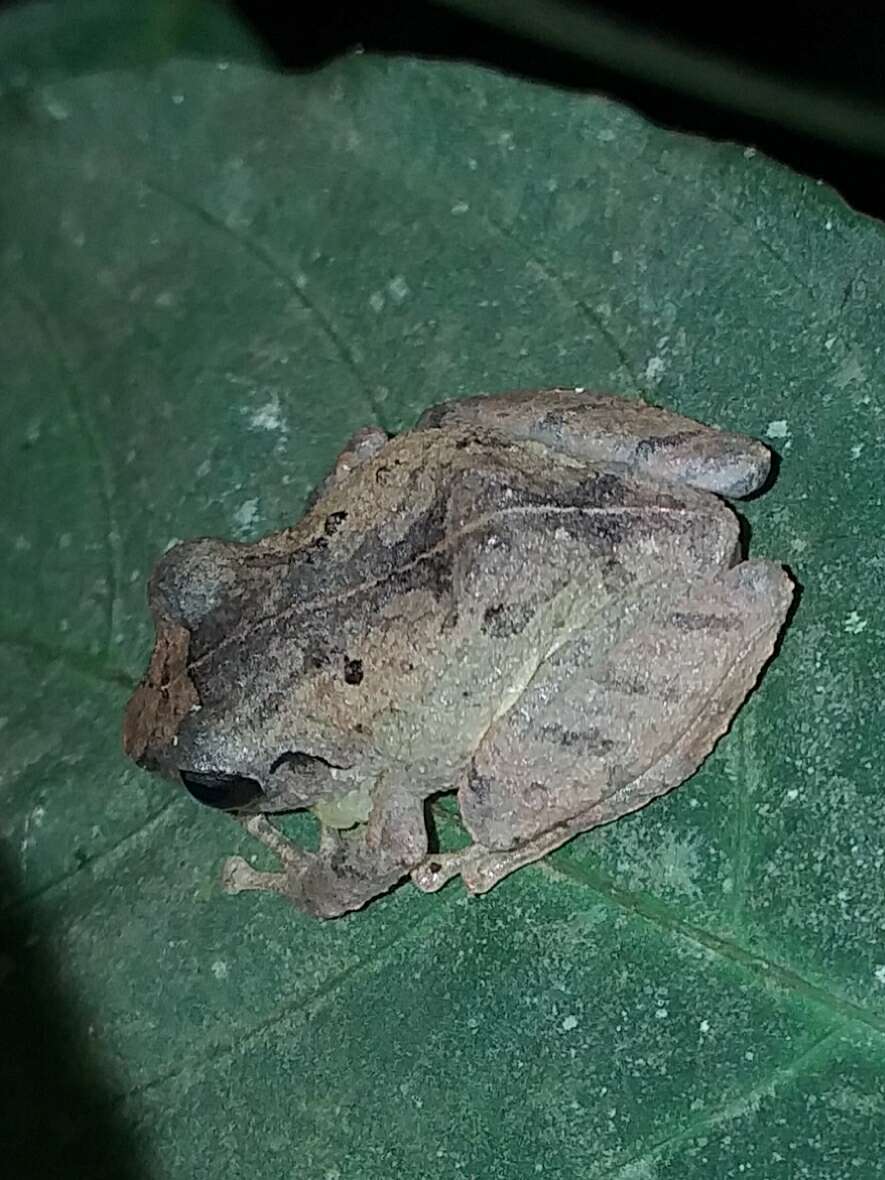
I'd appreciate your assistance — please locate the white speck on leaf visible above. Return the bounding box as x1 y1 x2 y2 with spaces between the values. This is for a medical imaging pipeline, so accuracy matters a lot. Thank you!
643 355 666 382
232 499 260 536
766 419 789 440
850 443 864 460
42 92 70 121
833 351 867 390
387 275 410 302
844 611 868 634
561 1014 579 1031
699 1019 710 1033
874 965 885 985
451 200 469 215
369 291 385 313
211 960 229 980
248 394 287 434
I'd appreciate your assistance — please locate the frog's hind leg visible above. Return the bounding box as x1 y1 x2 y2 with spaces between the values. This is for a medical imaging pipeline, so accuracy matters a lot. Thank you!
415 387 770 498
413 559 793 898
412 824 573 896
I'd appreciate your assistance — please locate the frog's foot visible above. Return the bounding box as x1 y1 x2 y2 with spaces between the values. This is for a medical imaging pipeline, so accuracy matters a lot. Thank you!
221 814 317 898
412 825 573 896
223 790 427 919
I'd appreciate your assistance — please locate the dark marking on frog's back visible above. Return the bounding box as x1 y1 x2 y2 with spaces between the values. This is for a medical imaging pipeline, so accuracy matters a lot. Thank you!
537 722 616 754
324 511 348 537
569 511 628 548
190 492 459 686
481 602 535 639
669 611 738 632
599 669 649 695
188 591 250 664
344 658 364 685
574 472 627 507
634 430 700 457
539 409 567 430
274 490 452 612
385 491 449 569
464 765 493 802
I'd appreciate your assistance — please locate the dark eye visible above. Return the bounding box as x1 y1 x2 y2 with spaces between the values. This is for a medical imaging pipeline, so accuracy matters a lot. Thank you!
179 769 264 811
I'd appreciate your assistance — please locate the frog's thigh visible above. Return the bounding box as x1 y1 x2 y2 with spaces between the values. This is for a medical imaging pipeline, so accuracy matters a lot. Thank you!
417 388 771 497
460 558 793 851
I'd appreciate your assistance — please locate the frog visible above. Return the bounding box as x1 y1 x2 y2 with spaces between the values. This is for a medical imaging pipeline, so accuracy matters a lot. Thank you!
122 387 794 919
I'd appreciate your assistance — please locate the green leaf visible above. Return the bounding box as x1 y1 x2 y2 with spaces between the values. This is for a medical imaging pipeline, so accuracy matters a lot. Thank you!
2 8 885 1177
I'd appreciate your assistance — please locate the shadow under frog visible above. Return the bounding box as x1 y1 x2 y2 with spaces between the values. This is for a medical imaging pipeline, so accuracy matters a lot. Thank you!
122 388 794 919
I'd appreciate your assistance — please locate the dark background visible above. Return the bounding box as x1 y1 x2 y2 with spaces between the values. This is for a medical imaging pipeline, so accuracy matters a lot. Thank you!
232 0 885 221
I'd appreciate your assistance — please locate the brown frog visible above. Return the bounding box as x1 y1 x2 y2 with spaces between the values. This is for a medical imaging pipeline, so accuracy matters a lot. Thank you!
122 389 793 919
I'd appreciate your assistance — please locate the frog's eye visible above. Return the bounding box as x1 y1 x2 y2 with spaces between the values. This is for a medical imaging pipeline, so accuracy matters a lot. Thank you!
179 769 264 811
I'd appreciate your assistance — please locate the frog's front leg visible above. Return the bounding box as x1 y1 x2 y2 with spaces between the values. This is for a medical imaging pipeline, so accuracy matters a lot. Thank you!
221 814 316 898
221 783 427 919
416 387 771 498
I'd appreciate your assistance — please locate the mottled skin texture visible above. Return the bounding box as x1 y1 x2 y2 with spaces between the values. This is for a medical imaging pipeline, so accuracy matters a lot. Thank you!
123 389 794 919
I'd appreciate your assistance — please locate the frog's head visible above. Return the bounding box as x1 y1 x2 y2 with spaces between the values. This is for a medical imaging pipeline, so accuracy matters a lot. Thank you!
123 536 365 817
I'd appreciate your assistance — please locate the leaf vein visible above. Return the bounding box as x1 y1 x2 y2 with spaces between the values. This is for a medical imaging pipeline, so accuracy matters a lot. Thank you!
544 858 885 1037
595 1027 841 1178
142 180 388 429
15 289 124 658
